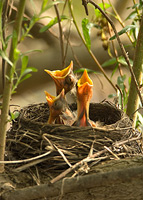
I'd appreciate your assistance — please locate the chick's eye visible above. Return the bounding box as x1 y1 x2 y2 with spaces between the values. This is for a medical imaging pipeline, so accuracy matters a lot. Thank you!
53 100 63 110
65 75 72 85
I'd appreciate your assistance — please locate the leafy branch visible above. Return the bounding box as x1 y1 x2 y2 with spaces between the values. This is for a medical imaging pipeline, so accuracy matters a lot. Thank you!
0 0 27 172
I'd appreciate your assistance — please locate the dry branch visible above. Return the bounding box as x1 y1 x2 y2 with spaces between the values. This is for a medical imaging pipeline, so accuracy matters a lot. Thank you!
2 163 143 200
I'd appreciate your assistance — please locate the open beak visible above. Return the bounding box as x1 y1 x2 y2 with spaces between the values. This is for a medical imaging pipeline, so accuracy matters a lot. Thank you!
73 69 95 127
45 89 73 124
45 61 76 95
77 69 93 101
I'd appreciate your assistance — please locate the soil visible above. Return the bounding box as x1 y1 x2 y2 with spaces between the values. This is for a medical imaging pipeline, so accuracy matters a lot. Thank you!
0 101 143 200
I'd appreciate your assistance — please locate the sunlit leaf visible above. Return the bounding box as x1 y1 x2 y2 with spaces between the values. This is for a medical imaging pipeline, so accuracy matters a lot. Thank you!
41 0 49 12
4 34 12 50
126 11 137 20
21 67 37 77
109 25 137 40
21 49 42 56
95 3 111 18
0 50 13 66
108 93 116 98
82 18 91 50
111 63 118 78
19 74 32 83
40 15 68 32
41 0 64 13
102 58 117 67
118 56 133 67
21 56 29 75
117 75 126 90
10 111 20 121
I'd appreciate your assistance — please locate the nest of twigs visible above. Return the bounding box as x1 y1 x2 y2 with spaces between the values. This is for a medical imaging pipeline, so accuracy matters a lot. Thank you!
6 101 142 181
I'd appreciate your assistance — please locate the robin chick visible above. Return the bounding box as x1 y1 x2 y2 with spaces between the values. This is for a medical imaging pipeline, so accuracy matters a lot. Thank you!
45 89 74 125
72 69 96 127
45 61 77 95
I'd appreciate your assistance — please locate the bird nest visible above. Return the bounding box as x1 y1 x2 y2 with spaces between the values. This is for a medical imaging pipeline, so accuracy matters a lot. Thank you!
6 101 142 183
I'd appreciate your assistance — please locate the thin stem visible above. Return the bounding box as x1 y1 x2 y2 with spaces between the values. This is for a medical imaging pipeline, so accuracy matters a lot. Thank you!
68 0 116 91
53 0 65 67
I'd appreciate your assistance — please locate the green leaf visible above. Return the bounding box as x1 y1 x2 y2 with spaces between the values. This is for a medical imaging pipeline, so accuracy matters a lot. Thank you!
111 63 118 78
117 75 126 90
41 0 49 12
118 56 133 67
126 11 137 20
0 50 13 66
41 0 64 13
21 49 42 56
21 67 37 77
10 111 20 121
109 25 137 40
82 18 91 50
4 34 13 50
21 56 29 75
40 15 68 32
19 74 32 83
108 93 116 98
95 3 111 18
102 58 117 67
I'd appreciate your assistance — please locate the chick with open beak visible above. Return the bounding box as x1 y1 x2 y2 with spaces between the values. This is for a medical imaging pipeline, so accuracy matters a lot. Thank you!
45 89 73 125
73 69 96 127
45 61 76 95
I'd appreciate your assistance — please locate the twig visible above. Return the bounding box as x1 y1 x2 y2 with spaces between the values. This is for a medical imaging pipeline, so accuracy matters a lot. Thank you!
113 136 142 147
82 0 88 15
53 0 65 67
13 157 50 173
104 146 120 160
0 151 52 164
85 0 143 106
54 144 72 167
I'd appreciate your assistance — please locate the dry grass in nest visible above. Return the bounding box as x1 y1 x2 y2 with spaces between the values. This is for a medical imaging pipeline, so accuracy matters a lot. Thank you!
6 101 142 183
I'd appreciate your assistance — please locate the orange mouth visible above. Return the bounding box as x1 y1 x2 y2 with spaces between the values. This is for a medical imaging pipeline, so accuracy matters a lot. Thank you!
45 61 75 95
74 69 94 127
77 69 93 101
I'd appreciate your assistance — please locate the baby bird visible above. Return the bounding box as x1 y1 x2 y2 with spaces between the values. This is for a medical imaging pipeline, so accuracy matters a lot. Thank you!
72 69 96 127
45 89 74 125
45 61 76 95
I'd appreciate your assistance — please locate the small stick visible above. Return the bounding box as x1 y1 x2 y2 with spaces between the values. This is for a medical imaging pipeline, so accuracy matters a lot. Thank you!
53 0 65 66
54 144 72 168
0 151 52 164
104 146 120 160
13 157 49 173
113 136 142 147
